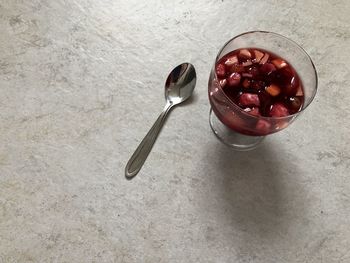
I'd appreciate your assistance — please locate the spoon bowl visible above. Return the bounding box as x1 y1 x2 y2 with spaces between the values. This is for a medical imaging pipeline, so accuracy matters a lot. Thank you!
165 63 196 105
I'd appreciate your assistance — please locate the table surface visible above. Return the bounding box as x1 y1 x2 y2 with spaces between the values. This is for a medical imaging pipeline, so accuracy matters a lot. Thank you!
1 0 350 262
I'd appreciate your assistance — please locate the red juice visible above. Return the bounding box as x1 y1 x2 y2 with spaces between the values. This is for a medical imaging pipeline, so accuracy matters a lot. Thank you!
209 48 305 136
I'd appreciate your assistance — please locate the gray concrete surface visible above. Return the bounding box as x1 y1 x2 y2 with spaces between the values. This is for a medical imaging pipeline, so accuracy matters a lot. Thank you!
1 0 350 262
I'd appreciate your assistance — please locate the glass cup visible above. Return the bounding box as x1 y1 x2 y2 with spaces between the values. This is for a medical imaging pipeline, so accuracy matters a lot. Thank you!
208 31 318 150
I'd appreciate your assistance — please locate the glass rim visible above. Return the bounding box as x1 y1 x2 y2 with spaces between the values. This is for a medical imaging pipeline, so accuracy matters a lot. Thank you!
214 30 318 120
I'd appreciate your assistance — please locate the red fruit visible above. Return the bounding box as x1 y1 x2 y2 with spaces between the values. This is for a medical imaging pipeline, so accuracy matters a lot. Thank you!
216 63 226 77
224 55 238 66
274 67 294 84
230 64 245 73
256 120 271 134
222 111 245 131
296 85 304 96
259 53 270 64
238 49 252 59
251 80 266 90
239 93 260 107
242 78 250 88
257 90 272 110
265 84 281 96
215 49 304 119
227 72 241 86
272 58 288 69
284 76 299 96
254 50 264 63
288 96 302 112
219 78 227 87
242 60 253 67
248 66 260 78
279 67 294 81
272 67 299 96
260 63 276 75
276 120 290 130
242 73 253 78
269 103 289 117
244 107 260 116
248 107 261 116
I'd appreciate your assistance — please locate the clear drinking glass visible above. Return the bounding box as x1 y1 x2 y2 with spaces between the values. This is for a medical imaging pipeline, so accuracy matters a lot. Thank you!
208 31 318 150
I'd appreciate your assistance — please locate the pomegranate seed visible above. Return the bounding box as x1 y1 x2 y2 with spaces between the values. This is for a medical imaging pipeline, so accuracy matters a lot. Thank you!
265 84 281 96
242 60 253 67
243 107 251 112
260 63 276 75
254 50 264 63
296 85 303 96
239 93 260 107
249 107 261 116
276 120 290 130
242 73 253 78
284 85 295 96
224 55 238 66
259 53 270 65
242 79 250 88
216 63 226 77
238 49 252 59
227 72 241 86
248 66 260 78
222 111 245 131
257 90 272 110
251 80 266 90
288 96 302 112
243 107 260 116
215 48 304 119
219 78 227 87
272 58 288 69
269 103 289 117
256 120 271 134
284 76 299 96
230 64 245 73
274 67 296 86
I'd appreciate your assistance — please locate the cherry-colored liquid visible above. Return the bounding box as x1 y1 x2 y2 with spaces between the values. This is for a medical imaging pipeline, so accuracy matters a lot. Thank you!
217 48 304 117
209 48 305 136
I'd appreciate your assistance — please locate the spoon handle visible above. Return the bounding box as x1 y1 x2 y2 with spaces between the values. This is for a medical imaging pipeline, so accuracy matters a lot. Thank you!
125 102 172 179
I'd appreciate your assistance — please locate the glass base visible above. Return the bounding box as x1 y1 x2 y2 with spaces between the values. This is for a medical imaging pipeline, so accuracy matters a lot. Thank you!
209 108 265 151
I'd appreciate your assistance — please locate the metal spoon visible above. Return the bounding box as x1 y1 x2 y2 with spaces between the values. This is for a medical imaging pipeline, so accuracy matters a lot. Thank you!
125 63 196 179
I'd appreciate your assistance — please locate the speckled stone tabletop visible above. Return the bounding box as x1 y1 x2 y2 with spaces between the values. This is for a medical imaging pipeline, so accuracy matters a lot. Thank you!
1 0 350 262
